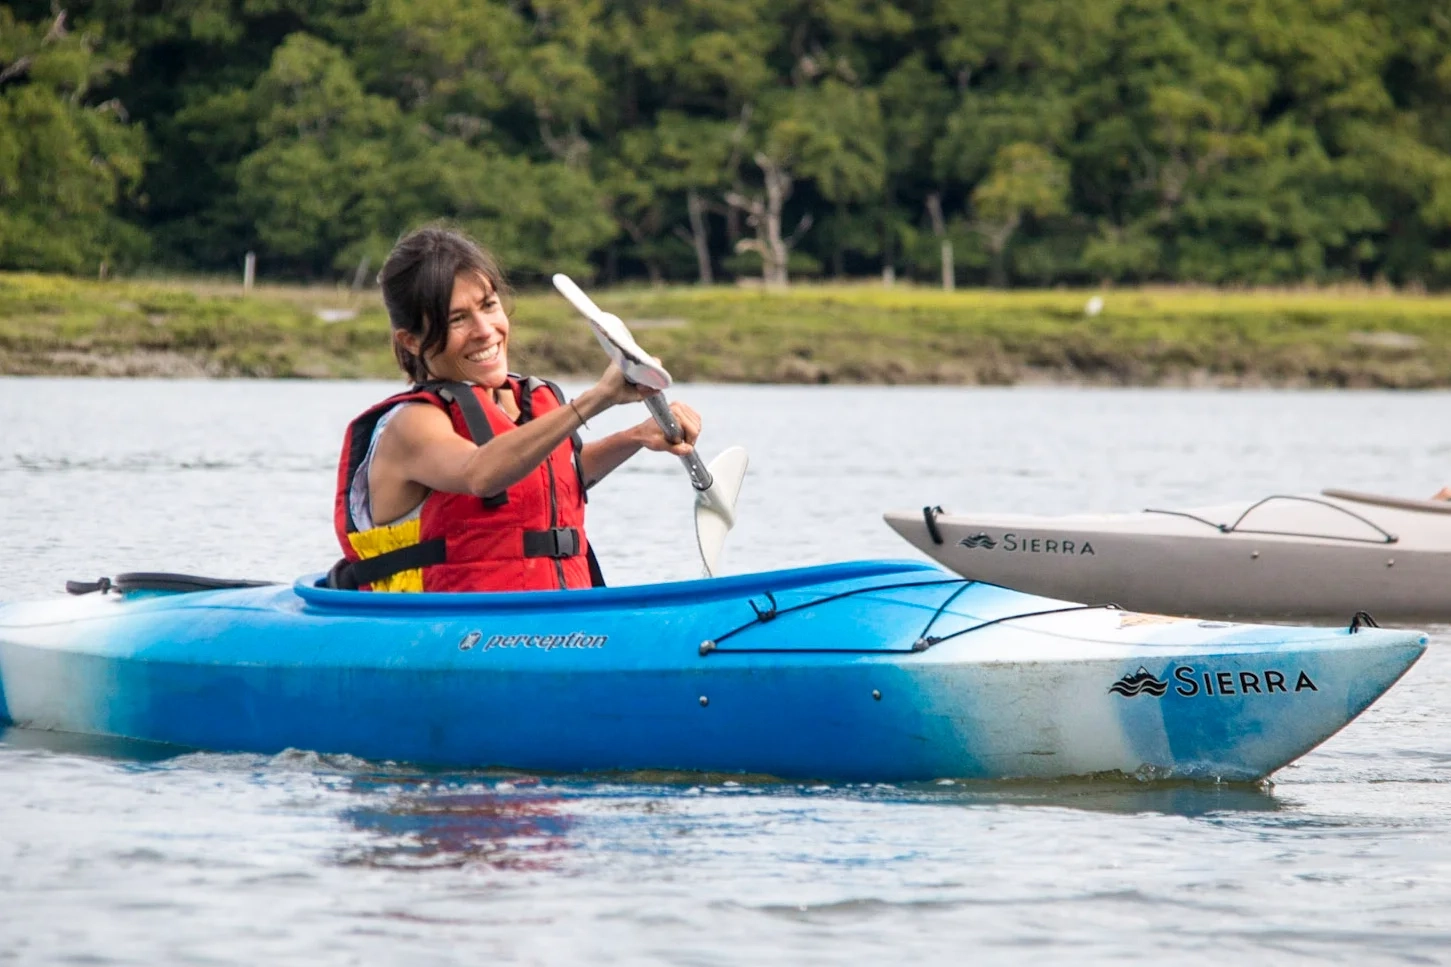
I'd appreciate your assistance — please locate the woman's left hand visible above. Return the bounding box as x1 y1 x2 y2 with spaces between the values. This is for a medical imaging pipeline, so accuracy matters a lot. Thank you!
635 401 702 457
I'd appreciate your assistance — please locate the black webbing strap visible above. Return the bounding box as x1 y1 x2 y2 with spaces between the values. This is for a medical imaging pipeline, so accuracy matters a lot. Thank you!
518 378 539 423
429 381 495 444
427 381 507 508
328 539 448 590
586 546 606 587
534 376 590 501
523 527 581 558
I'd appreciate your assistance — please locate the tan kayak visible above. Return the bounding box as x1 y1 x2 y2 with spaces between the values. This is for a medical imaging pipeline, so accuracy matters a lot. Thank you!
885 490 1451 623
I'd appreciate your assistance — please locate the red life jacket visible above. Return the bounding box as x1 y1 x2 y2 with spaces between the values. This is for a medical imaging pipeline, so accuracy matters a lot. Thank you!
330 377 599 593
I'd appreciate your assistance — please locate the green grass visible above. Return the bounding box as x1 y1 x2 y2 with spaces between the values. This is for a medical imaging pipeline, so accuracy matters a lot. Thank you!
3 272 1451 386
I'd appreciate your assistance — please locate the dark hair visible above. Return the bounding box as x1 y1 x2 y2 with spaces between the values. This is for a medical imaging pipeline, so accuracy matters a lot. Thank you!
377 226 512 383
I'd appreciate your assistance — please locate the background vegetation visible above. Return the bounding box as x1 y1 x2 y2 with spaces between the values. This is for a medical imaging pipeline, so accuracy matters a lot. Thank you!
5 0 1451 290
5 272 1450 387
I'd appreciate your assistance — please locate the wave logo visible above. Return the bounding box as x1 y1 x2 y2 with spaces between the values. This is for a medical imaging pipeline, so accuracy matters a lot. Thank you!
958 532 998 550
1109 667 1169 698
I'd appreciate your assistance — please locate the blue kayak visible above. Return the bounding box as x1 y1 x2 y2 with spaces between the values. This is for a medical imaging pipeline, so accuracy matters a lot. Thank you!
0 560 1426 782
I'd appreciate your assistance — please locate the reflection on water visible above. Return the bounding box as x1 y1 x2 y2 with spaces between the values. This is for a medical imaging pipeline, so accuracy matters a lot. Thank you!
0 725 184 764
901 776 1284 817
339 775 576 871
334 773 1286 872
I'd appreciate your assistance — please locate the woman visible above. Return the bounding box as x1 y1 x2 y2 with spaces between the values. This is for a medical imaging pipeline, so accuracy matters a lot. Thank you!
330 227 700 592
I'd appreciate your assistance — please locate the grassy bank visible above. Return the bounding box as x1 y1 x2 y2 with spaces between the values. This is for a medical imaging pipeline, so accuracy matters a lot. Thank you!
3 272 1451 386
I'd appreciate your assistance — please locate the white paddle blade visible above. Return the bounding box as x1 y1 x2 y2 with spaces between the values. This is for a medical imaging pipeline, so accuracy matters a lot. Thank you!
552 273 671 390
695 446 749 577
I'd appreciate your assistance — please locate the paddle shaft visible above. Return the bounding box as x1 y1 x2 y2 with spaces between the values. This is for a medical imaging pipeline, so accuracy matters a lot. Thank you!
644 394 714 491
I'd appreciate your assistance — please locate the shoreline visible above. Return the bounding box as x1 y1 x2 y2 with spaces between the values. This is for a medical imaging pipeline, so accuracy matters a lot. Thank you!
3 273 1450 388
0 350 1434 390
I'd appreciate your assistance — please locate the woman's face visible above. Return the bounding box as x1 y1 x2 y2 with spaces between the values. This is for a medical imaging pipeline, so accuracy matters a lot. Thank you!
424 272 510 387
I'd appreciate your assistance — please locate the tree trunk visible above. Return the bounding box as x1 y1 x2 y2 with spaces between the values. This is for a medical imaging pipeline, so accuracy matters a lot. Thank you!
686 190 713 285
725 186 742 246
351 254 371 292
925 192 954 291
881 211 894 287
832 202 845 278
724 153 805 289
984 214 1020 289
759 155 792 288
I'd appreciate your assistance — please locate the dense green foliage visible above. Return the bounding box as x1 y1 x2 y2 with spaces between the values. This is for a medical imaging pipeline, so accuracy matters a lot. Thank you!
5 271 1450 387
4 1 1451 287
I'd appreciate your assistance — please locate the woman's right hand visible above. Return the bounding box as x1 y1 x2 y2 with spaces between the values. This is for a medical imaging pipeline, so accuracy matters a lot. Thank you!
582 362 657 411
1433 486 1451 501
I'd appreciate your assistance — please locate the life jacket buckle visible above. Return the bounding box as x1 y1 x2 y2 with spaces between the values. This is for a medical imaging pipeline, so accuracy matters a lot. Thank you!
523 527 581 559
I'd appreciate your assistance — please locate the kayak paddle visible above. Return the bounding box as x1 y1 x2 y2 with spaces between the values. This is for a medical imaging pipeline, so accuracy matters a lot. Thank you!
551 273 748 577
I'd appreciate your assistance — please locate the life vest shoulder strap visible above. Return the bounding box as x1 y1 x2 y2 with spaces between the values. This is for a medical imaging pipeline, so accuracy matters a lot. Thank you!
518 375 589 503
419 380 496 445
415 380 508 507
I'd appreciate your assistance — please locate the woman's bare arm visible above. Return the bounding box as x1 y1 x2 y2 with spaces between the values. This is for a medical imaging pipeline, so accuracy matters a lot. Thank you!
375 399 593 501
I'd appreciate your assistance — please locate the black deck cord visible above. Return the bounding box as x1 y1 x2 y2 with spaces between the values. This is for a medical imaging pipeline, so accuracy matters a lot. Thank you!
1348 610 1380 634
1143 495 1398 545
923 505 945 545
698 576 1120 656
912 603 1122 651
916 580 974 642
698 578 968 654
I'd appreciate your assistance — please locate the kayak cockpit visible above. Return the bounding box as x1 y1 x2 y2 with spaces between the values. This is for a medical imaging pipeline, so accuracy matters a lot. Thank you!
291 558 946 614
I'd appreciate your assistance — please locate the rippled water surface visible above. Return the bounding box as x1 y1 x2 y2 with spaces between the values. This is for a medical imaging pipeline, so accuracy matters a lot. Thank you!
3 379 1451 964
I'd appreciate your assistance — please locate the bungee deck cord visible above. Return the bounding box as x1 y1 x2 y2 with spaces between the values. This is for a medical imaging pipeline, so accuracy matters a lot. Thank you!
698 576 1120 656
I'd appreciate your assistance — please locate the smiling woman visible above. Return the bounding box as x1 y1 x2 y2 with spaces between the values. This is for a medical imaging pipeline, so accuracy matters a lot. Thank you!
328 227 702 593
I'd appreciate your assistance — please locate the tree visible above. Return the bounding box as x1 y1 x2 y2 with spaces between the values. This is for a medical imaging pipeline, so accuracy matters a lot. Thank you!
600 112 737 284
880 53 954 287
0 8 147 273
10 0 1451 289
971 143 1069 287
233 33 406 275
726 81 885 286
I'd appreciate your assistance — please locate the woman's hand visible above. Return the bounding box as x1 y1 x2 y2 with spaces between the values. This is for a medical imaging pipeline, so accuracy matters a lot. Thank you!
1433 486 1451 501
573 362 654 418
635 401 702 456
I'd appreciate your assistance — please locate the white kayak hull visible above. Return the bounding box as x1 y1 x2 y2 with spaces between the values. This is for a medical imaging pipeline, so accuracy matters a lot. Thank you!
886 490 1451 623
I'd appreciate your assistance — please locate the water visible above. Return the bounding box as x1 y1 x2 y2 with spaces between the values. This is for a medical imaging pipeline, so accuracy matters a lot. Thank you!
2 379 1450 964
